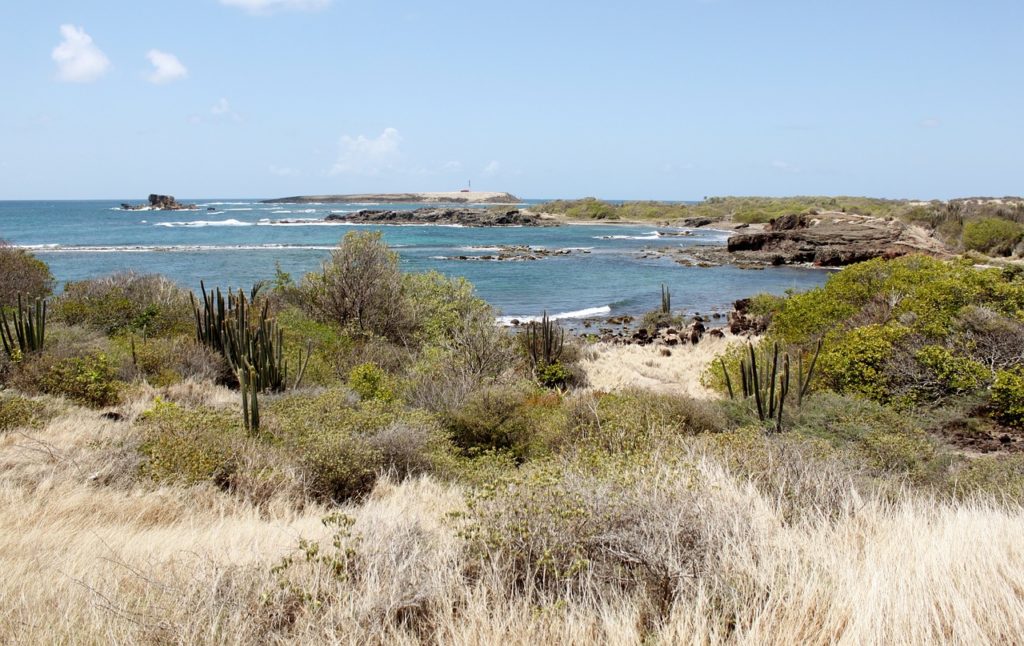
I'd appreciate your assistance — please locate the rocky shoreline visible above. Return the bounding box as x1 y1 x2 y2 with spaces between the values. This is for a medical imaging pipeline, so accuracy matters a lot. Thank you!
648 211 949 268
439 245 590 262
324 207 557 227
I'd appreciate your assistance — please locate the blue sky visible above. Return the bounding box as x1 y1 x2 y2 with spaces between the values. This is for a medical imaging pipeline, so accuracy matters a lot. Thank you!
0 0 1021 200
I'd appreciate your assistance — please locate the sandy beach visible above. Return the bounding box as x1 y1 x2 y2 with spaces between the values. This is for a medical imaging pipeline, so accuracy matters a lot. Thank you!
580 333 747 398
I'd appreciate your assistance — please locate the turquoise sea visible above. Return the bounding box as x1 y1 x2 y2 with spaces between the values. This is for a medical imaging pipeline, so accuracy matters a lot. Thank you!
0 199 829 322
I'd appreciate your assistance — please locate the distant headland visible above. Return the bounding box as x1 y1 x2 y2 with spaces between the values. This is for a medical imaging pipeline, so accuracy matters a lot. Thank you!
261 191 521 205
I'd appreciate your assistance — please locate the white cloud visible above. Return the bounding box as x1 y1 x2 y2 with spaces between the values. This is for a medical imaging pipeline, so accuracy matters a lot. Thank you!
146 50 188 84
51 25 110 83
442 161 463 172
330 127 402 175
220 0 330 14
921 118 941 128
481 160 501 177
211 97 241 120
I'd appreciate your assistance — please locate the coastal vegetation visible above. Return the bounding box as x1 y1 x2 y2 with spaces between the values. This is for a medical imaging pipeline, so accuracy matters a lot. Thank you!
2 237 1024 643
537 195 1024 255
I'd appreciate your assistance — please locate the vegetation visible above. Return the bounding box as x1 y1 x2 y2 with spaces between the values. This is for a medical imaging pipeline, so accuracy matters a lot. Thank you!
537 195 1024 256
0 240 54 308
4 240 1024 643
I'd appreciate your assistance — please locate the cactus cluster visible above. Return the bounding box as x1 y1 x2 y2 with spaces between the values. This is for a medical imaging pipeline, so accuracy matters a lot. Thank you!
660 284 671 314
524 311 565 368
1 294 47 360
191 282 309 434
722 340 821 432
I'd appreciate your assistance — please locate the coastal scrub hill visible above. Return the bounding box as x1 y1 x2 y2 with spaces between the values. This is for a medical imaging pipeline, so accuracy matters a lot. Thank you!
2 233 1024 643
537 195 1024 257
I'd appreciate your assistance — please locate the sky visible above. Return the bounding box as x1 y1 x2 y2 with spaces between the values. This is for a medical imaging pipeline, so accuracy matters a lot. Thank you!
0 0 1021 200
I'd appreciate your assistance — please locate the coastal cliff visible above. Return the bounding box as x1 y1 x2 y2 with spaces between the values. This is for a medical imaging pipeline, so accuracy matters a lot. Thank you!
263 191 521 205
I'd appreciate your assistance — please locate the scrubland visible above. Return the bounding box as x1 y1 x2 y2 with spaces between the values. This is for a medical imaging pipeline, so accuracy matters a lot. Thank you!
2 235 1024 644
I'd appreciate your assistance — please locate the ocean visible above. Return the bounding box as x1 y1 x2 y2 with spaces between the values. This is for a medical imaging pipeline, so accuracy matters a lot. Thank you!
0 199 829 322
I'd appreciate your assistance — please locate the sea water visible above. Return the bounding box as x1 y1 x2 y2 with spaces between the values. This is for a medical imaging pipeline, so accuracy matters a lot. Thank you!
0 199 829 321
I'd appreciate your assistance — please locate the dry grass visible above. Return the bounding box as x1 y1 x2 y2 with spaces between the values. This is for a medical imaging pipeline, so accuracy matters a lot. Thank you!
1 393 1024 644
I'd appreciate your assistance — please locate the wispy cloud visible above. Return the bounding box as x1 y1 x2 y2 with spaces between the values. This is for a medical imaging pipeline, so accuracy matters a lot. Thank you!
51 25 110 83
270 165 300 177
220 0 331 14
188 98 242 124
921 118 941 128
146 50 188 84
481 160 501 177
771 160 801 174
330 127 402 175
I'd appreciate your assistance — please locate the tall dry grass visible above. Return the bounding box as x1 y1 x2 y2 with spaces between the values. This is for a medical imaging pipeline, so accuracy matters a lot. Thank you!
1 394 1023 644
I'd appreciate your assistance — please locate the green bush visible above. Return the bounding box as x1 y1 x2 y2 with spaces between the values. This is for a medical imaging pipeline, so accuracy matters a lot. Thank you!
568 389 724 453
445 383 537 456
55 272 192 337
949 454 1024 502
299 231 407 339
139 400 241 485
39 353 122 407
817 324 907 401
962 218 1023 256
913 345 988 393
347 362 395 402
991 367 1024 428
0 241 53 308
114 335 227 386
268 391 453 500
275 306 352 387
536 361 572 389
788 392 946 482
0 394 51 432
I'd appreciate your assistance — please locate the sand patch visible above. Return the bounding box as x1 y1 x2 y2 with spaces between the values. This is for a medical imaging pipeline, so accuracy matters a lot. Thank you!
580 334 748 398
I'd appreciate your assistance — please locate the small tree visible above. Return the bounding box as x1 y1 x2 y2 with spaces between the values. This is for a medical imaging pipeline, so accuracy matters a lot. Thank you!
0 241 54 309
302 231 407 339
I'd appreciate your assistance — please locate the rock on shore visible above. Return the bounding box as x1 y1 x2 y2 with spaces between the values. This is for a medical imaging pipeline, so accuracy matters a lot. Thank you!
121 194 196 211
324 208 557 227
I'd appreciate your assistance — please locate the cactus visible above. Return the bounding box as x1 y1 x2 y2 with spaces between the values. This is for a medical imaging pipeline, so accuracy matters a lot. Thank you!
524 311 565 368
724 340 820 432
191 282 287 393
0 294 47 360
240 362 261 434
660 284 671 314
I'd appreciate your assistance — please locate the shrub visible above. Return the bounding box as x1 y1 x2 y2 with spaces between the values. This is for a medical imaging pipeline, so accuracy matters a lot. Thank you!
445 382 537 456
55 272 192 337
275 306 352 387
962 218 1023 256
818 324 907 401
0 241 53 308
991 367 1024 428
299 232 407 339
138 400 241 485
116 335 227 386
402 271 494 346
788 391 946 483
535 361 572 389
567 389 725 453
39 353 122 407
949 454 1024 502
0 394 51 432
347 362 395 402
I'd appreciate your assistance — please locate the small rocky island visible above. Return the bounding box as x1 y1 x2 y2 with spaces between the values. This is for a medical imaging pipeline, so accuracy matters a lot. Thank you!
324 207 557 227
120 194 196 211
264 191 521 205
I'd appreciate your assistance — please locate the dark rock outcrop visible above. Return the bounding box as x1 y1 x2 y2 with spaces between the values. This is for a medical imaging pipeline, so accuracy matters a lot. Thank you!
121 194 195 211
324 208 556 227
